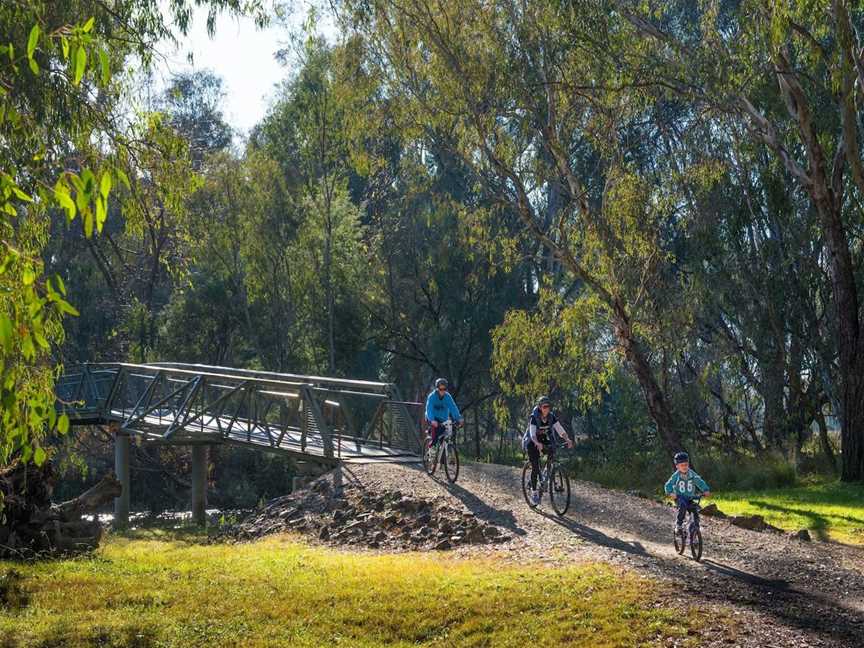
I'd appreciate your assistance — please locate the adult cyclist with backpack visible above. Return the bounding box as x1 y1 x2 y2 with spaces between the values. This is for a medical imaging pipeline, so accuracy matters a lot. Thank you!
523 396 574 506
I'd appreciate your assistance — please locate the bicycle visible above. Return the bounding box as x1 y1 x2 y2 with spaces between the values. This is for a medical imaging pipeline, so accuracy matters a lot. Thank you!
673 497 703 561
521 443 570 516
423 419 460 483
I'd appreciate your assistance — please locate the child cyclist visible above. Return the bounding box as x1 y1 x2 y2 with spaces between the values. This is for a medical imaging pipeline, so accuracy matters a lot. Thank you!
664 451 711 534
523 396 574 506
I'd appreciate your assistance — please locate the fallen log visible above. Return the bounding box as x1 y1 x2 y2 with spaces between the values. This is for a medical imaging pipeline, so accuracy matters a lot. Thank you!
0 460 121 559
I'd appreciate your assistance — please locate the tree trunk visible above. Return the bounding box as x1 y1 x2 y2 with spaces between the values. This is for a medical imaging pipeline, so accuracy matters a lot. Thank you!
473 406 481 459
611 307 682 454
0 461 121 559
816 408 838 474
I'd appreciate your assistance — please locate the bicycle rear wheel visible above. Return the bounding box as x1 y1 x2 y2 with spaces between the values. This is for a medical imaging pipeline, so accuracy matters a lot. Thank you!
521 462 538 507
548 465 570 516
689 528 703 561
443 442 459 483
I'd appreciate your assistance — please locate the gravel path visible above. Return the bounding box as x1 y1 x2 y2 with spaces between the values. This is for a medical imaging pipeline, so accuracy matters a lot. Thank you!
337 461 864 647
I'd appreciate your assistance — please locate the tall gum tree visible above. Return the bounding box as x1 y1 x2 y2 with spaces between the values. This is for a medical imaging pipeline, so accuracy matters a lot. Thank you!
612 0 864 479
340 0 727 453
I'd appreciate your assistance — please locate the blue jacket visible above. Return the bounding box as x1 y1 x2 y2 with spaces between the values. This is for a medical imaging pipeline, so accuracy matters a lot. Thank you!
664 469 710 500
425 390 462 424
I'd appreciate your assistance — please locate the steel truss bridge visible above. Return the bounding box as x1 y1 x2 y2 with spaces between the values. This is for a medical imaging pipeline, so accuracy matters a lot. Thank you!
57 363 423 464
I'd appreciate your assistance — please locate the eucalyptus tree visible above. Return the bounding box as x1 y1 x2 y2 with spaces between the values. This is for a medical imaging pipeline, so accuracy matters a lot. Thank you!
613 0 864 478
0 0 265 467
338 0 727 453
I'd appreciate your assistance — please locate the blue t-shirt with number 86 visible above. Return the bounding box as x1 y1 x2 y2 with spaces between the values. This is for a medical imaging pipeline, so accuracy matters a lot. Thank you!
664 469 710 501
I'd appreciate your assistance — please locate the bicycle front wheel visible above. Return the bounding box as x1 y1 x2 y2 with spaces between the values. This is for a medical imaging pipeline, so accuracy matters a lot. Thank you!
521 461 538 507
423 440 438 476
548 465 570 516
673 527 685 554
690 528 703 561
444 442 459 483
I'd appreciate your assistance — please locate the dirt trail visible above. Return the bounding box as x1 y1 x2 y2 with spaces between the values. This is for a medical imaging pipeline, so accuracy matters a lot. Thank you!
336 461 864 647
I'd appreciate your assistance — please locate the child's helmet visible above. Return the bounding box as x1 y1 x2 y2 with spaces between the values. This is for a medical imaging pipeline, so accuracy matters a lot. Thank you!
536 396 552 407
673 451 689 464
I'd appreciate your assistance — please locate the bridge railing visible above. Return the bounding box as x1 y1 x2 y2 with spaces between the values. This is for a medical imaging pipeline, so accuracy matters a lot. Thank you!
57 363 421 460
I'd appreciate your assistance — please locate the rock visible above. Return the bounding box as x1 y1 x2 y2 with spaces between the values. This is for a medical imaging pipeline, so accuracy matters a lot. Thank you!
332 509 347 524
383 514 400 527
793 529 812 542
466 527 486 544
730 515 768 532
343 520 367 534
279 508 301 520
434 539 451 550
483 525 501 538
373 531 387 543
700 503 727 519
318 525 330 540
416 512 432 526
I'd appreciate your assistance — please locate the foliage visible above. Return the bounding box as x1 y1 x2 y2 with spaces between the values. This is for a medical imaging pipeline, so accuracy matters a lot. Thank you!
0 536 698 646
711 481 864 544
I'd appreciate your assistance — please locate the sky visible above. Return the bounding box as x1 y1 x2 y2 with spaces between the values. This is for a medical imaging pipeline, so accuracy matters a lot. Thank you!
153 4 324 138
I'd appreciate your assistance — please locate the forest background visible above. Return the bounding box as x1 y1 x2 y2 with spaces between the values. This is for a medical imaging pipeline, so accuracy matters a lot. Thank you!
4 0 864 514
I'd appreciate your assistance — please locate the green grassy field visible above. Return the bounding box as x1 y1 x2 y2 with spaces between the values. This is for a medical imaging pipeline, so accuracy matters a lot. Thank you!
0 532 702 647
711 480 864 544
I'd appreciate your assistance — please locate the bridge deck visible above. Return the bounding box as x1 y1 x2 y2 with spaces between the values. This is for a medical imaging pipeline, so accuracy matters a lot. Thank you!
58 363 423 464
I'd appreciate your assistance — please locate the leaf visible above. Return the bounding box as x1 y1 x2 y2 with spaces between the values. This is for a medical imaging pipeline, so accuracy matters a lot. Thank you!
55 298 80 317
11 186 32 202
100 170 112 199
54 183 76 222
22 268 35 285
95 196 106 232
99 48 110 85
27 25 39 59
28 57 39 76
116 168 131 190
33 446 46 467
0 314 11 351
58 414 70 435
83 206 94 237
34 330 49 349
61 36 69 59
74 46 86 85
83 17 95 33
55 273 67 296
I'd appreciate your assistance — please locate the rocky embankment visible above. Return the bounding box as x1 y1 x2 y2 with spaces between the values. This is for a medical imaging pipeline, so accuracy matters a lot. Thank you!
216 470 511 551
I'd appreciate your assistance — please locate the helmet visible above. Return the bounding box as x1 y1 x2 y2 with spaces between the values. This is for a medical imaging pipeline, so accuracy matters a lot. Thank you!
673 451 689 464
434 378 448 389
537 396 551 407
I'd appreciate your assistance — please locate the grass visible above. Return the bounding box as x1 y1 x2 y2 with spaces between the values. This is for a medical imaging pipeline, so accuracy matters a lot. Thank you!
0 532 702 647
711 480 864 544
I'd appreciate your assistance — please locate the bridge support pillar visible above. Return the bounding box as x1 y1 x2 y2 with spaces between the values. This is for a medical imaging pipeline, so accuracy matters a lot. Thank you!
191 445 209 526
113 431 130 529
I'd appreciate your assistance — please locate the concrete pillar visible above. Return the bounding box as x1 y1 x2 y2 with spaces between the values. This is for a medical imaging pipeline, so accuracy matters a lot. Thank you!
191 445 208 526
114 431 130 529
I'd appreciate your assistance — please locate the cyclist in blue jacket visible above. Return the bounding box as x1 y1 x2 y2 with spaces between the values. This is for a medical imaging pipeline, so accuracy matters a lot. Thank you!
522 396 573 505
425 378 463 448
664 451 711 533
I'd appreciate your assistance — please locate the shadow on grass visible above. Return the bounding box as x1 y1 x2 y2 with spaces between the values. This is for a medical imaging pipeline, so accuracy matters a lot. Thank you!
746 499 864 543
110 524 211 545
